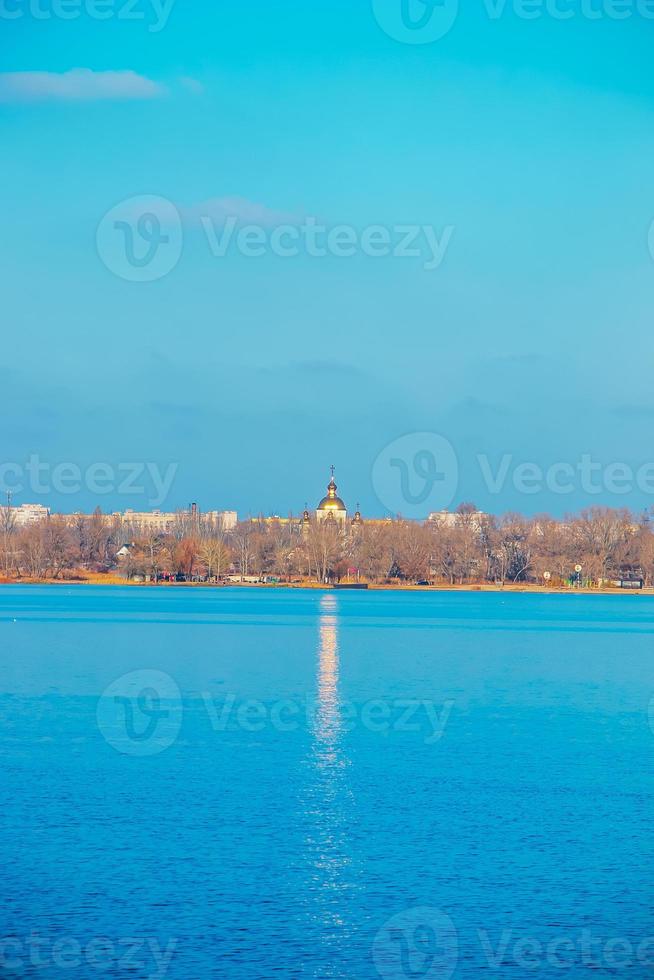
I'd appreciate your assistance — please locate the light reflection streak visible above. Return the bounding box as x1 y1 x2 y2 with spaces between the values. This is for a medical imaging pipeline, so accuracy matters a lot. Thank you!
314 592 341 762
304 592 358 977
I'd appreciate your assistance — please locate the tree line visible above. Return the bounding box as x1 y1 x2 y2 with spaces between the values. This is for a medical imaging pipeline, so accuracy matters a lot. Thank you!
1 504 654 587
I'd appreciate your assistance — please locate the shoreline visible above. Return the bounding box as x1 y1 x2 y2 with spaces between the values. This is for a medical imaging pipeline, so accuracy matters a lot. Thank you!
0 577 651 597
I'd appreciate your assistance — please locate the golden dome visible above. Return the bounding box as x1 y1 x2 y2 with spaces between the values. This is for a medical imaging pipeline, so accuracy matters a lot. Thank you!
318 495 346 511
317 469 346 512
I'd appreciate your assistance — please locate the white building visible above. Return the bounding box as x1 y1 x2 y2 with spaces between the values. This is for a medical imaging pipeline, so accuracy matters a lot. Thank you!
428 509 487 531
118 508 238 533
204 510 238 532
0 504 238 533
119 510 179 532
0 503 51 527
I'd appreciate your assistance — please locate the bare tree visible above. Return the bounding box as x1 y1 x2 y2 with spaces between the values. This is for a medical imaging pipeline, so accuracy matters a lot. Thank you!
232 526 255 578
0 496 17 576
198 536 232 580
307 522 343 583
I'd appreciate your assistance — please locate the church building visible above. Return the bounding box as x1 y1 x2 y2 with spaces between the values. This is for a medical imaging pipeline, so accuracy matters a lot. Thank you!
254 467 363 533
314 466 363 529
316 467 348 526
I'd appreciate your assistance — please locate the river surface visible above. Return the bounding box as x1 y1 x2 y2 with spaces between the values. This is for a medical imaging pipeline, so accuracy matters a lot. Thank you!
0 585 652 978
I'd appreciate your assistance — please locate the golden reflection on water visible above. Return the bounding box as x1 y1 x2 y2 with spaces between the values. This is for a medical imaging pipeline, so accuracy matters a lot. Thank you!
315 592 342 761
305 593 358 976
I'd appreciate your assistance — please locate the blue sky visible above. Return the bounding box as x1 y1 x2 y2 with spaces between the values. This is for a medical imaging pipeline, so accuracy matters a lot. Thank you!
2 0 654 517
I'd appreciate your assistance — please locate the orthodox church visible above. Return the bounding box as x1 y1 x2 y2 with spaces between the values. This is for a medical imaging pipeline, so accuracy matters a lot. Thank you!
316 467 347 525
311 467 362 530
254 467 363 532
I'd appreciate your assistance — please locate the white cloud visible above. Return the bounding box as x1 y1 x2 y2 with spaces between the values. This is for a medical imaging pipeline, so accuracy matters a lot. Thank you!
179 76 205 95
0 69 165 103
182 196 302 228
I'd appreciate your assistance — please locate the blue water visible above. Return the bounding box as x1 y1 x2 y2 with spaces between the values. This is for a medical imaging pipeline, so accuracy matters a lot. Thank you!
1 586 653 978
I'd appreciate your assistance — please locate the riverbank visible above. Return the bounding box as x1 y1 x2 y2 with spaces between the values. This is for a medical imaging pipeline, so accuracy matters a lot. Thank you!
0 575 652 596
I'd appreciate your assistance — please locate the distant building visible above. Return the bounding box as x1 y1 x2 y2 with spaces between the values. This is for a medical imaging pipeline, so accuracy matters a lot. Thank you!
0 503 51 527
428 509 487 531
117 508 237 533
250 515 297 526
204 510 238 532
120 510 179 532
